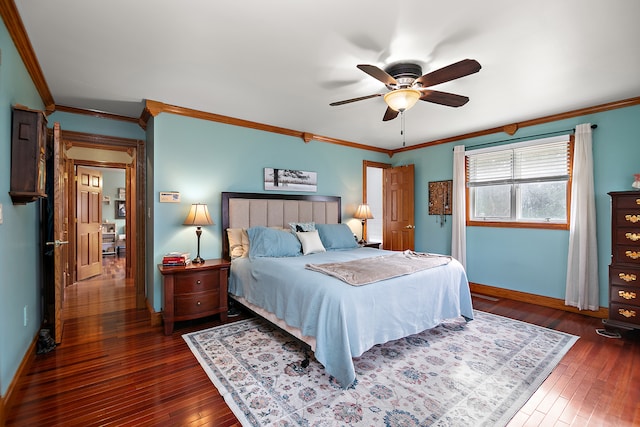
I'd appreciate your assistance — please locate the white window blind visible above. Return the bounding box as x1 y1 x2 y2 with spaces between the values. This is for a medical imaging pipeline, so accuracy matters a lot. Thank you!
467 136 570 187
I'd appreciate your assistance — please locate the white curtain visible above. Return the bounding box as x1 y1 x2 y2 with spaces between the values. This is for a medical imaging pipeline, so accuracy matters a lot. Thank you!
452 145 466 269
565 123 599 310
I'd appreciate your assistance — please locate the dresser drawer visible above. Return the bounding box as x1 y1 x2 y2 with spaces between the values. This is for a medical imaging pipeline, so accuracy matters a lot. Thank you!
610 285 640 306
614 229 640 246
615 195 640 209
175 291 220 316
174 270 219 294
615 210 640 227
610 266 640 286
613 246 640 265
609 302 640 326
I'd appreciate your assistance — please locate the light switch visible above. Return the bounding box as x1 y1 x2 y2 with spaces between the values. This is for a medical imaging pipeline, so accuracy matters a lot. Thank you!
0 203 3 224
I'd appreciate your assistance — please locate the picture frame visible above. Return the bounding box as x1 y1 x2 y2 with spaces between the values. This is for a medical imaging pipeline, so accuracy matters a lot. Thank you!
264 167 317 192
115 200 126 218
117 187 126 200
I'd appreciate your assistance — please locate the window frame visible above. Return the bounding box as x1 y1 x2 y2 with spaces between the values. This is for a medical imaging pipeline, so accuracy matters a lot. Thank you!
466 135 574 230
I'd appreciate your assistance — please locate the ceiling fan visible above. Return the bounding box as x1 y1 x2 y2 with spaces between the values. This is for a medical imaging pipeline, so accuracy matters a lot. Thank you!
330 59 481 121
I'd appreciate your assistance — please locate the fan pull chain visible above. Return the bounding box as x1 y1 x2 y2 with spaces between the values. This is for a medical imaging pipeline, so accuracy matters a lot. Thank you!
401 111 406 147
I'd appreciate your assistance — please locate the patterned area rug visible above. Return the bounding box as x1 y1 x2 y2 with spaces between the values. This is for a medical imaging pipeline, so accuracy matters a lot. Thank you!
183 311 578 426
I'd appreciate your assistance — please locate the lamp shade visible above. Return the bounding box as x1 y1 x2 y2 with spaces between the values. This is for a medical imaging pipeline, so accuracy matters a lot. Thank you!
354 204 374 220
383 88 421 112
183 203 214 226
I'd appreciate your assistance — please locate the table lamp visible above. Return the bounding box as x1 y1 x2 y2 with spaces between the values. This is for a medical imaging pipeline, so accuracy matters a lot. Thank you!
354 203 374 244
183 203 214 264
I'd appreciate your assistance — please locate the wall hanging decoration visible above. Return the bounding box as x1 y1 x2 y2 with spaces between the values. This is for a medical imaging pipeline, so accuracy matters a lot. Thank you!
264 168 317 192
428 180 452 227
115 200 126 218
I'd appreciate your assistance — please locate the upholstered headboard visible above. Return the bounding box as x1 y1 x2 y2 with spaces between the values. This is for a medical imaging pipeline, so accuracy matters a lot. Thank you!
221 192 341 260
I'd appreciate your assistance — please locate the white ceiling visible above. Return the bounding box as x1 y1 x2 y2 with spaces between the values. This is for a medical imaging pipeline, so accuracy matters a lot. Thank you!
14 0 640 150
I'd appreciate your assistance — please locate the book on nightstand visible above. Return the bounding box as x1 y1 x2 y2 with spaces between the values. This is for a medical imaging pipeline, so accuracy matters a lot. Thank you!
162 252 191 266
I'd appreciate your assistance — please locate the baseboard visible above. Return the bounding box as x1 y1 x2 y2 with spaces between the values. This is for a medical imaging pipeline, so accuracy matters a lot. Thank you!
469 282 609 319
146 298 163 327
2 331 38 419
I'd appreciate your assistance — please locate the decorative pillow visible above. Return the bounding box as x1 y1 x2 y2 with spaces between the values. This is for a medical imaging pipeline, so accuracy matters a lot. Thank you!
288 222 316 233
315 223 358 250
227 228 249 258
247 226 301 258
296 230 326 255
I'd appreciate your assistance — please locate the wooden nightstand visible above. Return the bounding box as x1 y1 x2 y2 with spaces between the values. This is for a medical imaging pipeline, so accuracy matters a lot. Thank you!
158 258 230 335
362 242 381 249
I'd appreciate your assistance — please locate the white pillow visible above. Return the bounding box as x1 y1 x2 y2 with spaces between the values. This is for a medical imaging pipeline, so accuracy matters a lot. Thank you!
227 228 249 258
296 230 326 255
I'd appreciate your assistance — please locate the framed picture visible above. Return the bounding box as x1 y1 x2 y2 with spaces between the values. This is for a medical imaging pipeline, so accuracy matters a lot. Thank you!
264 167 317 192
117 187 126 200
115 200 126 218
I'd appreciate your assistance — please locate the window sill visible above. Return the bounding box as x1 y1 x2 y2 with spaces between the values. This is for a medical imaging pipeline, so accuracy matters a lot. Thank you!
467 220 569 230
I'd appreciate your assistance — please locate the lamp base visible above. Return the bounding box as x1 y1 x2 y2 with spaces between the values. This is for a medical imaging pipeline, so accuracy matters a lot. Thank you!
192 256 205 264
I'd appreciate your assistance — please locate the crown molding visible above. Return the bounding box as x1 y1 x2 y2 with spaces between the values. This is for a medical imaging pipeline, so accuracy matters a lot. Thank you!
0 0 54 113
393 95 640 154
143 100 394 156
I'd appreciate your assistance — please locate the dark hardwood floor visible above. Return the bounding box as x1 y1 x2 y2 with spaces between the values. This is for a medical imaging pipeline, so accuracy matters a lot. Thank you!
5 258 640 426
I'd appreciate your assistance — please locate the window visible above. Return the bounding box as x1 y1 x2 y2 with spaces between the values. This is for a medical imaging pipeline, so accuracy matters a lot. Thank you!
466 135 572 228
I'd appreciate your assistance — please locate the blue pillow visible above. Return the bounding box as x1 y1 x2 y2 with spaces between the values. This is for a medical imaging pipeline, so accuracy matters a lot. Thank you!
247 226 301 258
315 223 358 250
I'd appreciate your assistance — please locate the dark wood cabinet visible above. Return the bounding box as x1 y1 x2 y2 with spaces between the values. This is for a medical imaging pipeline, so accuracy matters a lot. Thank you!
605 191 640 330
158 259 230 335
9 105 48 204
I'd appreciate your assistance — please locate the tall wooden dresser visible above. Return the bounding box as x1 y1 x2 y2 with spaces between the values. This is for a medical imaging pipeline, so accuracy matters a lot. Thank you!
605 191 640 330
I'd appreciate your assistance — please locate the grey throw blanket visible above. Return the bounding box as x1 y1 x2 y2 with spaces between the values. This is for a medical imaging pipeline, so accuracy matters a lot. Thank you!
305 250 452 286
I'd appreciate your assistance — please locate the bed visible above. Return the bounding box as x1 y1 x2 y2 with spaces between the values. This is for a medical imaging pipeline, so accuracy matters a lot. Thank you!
222 192 473 388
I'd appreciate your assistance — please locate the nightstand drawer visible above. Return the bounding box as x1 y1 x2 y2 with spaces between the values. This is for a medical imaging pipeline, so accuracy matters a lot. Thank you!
175 271 219 294
175 291 219 316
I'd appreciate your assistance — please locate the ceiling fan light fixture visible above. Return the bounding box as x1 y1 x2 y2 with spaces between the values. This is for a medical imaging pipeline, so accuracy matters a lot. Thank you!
384 88 421 112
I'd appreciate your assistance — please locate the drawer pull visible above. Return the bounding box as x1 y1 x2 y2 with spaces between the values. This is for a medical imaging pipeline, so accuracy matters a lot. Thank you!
637 199 640 205
625 251 640 260
626 232 640 242
619 273 637 282
196 280 201 285
618 290 637 300
625 214 640 223
618 308 636 318
196 301 201 306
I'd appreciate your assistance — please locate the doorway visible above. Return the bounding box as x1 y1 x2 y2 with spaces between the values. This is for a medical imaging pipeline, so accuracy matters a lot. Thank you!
363 161 390 245
61 129 145 309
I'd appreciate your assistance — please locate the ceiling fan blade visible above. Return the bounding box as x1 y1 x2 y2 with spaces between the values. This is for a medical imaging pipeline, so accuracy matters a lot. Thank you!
420 90 470 107
329 93 383 106
415 59 481 87
382 107 399 121
357 64 398 86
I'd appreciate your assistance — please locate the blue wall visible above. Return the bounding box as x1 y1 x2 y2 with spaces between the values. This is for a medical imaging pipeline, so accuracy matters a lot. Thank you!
394 104 640 305
149 113 389 310
0 22 46 396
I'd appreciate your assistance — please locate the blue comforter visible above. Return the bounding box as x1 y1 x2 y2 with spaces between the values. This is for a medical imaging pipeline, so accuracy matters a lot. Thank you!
229 247 473 388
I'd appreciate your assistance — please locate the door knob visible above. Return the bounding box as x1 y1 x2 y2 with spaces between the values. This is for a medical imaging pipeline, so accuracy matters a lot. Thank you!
46 240 69 247
404 225 415 229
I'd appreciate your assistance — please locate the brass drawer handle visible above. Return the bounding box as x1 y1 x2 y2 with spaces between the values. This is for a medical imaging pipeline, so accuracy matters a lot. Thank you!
625 214 640 223
618 308 636 318
618 290 637 300
196 280 201 285
625 251 640 260
626 232 640 242
196 301 201 306
619 273 637 282
637 199 640 205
